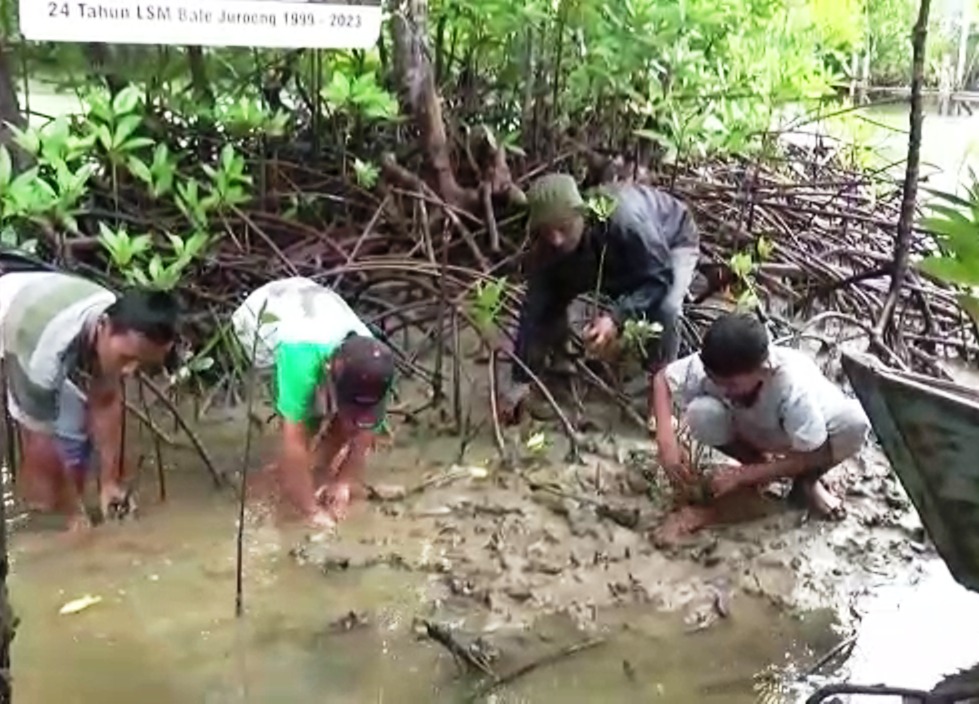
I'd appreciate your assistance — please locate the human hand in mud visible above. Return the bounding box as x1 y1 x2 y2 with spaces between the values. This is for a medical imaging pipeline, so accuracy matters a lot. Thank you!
305 507 337 531
315 482 352 522
100 483 136 521
583 315 617 353
707 466 743 499
662 461 698 495
498 383 531 425
657 438 698 493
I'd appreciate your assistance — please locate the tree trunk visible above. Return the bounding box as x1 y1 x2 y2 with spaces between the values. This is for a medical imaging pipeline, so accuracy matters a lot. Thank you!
386 0 524 216
0 38 24 152
874 0 932 343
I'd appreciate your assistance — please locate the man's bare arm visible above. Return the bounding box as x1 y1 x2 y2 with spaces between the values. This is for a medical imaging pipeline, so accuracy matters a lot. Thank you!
651 370 680 465
279 420 319 517
88 377 124 484
730 443 834 488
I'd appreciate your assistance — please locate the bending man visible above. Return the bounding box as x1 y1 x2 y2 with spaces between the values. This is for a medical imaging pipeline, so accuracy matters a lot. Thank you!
500 174 700 422
651 313 870 540
232 277 395 528
0 268 179 531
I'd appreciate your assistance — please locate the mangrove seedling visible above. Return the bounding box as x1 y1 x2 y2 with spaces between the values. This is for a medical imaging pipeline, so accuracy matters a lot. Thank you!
621 318 664 359
468 277 507 336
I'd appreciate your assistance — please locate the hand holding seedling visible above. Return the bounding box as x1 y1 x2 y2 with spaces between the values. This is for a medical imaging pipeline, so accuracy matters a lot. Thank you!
583 314 617 353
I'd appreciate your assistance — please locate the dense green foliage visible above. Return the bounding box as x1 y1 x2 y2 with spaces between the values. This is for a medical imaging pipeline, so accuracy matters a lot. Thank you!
0 0 975 376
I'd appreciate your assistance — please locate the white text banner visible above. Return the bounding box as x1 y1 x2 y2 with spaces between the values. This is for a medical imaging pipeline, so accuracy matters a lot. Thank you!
20 0 383 49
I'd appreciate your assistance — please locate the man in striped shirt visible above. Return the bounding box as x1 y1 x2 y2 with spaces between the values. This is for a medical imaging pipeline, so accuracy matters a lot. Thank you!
0 269 179 532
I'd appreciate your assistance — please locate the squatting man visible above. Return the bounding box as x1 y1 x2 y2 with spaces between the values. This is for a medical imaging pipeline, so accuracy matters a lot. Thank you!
499 173 701 422
651 313 871 540
233 277 395 529
0 265 180 532
497 172 870 538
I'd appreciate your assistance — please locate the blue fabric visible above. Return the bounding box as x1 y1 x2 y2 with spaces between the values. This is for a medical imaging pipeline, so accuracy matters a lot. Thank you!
55 434 93 473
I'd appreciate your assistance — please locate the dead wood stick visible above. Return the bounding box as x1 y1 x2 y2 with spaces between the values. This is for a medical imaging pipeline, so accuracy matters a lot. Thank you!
368 465 476 501
802 633 857 677
422 620 496 677
487 351 508 462
500 350 581 462
526 480 639 529
468 637 606 700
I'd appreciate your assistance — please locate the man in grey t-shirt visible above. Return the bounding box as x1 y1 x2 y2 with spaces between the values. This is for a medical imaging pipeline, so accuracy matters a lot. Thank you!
0 268 179 531
649 313 869 542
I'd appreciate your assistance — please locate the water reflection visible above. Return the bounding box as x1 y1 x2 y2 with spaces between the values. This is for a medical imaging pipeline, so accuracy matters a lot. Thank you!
805 560 979 703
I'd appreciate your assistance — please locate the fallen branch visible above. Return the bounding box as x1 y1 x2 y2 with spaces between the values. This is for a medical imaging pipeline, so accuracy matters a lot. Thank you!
421 620 496 678
468 636 606 701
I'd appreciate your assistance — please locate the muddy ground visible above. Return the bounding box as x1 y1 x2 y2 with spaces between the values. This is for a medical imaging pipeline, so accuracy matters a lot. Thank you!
217 340 930 650
6 337 943 702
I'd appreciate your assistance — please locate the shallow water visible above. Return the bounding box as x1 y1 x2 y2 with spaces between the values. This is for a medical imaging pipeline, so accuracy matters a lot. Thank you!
2 449 838 704
845 560 979 697
11 469 438 704
4 451 978 704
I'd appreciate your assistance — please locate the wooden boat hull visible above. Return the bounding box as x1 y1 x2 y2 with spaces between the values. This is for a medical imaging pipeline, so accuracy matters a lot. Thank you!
841 350 979 594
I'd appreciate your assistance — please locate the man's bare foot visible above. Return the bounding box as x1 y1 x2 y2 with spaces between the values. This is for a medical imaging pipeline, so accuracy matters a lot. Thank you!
652 505 714 547
803 479 846 521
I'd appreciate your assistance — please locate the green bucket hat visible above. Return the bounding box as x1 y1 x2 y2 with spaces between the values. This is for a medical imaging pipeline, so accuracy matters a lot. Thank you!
526 174 585 230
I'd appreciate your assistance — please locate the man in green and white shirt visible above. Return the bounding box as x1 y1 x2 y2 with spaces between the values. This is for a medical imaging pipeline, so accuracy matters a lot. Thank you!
232 277 395 528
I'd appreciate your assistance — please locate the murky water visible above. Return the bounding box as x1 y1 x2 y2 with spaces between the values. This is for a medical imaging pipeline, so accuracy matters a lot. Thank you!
847 561 979 693
5 439 979 704
10 467 438 704
857 102 979 196
5 462 826 704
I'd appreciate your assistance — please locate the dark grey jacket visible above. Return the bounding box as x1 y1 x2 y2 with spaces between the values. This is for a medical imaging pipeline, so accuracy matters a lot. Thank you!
512 184 699 382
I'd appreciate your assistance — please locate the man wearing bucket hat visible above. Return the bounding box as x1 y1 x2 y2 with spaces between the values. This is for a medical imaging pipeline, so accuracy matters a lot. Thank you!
500 174 700 424
232 277 395 528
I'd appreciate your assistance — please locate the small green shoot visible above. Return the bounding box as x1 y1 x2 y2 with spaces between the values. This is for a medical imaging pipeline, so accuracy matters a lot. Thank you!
468 277 507 334
621 318 663 357
585 192 617 222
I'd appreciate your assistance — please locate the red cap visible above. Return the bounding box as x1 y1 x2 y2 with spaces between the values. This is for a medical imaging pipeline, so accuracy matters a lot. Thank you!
331 335 394 429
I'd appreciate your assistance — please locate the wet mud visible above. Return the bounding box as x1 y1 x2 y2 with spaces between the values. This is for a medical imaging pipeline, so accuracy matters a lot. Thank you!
4 351 970 703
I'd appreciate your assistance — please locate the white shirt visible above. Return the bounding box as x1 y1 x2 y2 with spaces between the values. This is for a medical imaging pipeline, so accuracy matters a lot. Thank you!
231 277 372 369
664 346 856 453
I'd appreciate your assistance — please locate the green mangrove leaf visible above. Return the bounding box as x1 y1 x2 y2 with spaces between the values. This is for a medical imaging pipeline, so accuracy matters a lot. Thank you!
917 256 979 288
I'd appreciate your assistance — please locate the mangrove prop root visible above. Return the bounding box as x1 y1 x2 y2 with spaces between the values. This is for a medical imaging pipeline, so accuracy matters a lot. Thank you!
123 400 182 447
25 92 975 442
137 382 167 503
138 374 227 489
